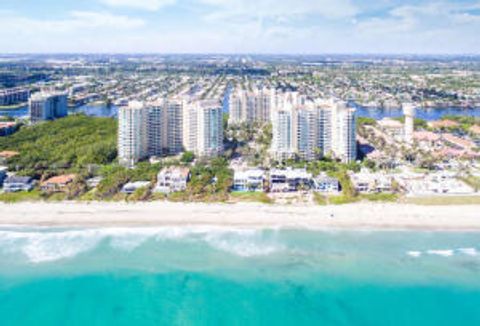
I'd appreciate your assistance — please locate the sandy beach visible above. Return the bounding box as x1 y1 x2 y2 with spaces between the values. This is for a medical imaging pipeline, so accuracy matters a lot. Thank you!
0 201 479 230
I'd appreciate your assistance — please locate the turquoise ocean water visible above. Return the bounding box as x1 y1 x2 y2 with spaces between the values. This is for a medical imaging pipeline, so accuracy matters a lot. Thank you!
0 226 479 325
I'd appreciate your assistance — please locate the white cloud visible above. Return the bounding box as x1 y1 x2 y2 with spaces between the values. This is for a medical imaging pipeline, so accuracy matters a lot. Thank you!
0 11 145 34
101 0 176 11
200 0 358 21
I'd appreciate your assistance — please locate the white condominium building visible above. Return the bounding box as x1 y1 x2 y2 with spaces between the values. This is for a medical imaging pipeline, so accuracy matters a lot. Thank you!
332 101 357 163
119 99 185 167
184 99 223 158
148 99 184 157
270 98 357 163
118 101 148 167
29 91 68 123
270 102 295 161
228 87 275 125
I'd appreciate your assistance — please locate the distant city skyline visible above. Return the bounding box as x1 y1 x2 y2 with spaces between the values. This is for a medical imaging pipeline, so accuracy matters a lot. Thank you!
0 0 479 54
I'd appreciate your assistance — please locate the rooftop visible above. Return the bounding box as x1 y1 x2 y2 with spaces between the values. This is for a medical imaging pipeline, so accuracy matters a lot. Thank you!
42 174 76 185
0 150 20 158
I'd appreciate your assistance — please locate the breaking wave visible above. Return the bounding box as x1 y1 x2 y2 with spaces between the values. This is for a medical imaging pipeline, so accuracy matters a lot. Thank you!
0 227 285 263
406 248 478 258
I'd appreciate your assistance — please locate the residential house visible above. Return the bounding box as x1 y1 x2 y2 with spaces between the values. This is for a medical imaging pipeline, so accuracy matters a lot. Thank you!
0 150 19 165
269 168 312 192
41 174 76 193
0 122 18 137
312 173 340 193
2 176 34 192
350 170 393 193
154 167 190 194
0 166 7 186
232 169 265 192
121 181 150 194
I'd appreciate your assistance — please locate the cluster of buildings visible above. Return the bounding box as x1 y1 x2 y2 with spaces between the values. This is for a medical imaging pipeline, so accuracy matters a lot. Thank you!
0 87 30 106
229 88 358 163
228 87 275 124
271 97 356 163
349 168 476 196
118 98 223 167
232 168 340 193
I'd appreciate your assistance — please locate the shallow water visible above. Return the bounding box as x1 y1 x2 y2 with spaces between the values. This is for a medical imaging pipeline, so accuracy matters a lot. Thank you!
0 227 479 325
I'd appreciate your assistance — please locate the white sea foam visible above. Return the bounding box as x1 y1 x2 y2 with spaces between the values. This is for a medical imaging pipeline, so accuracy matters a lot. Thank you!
0 226 283 263
407 251 422 258
0 229 104 263
427 249 454 257
457 248 477 256
202 231 284 257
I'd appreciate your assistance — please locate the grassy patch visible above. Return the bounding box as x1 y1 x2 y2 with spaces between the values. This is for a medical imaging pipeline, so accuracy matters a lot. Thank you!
230 191 273 204
313 193 327 205
328 195 360 205
0 189 43 203
404 196 480 206
459 176 480 192
360 193 399 202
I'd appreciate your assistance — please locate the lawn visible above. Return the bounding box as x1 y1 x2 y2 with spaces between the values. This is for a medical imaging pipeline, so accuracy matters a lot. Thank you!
404 195 480 206
230 191 273 204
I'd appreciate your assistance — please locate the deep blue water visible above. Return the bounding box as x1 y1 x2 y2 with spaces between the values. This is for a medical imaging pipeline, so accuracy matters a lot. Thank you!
0 104 118 119
0 227 479 325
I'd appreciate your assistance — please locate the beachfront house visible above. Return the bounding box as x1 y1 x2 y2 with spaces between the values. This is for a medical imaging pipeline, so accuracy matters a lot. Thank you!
41 174 76 193
0 150 19 165
121 181 151 194
269 168 312 192
403 171 475 196
232 169 265 192
86 176 103 189
0 122 18 137
154 167 190 194
2 176 35 192
350 170 393 193
312 173 340 193
0 166 7 187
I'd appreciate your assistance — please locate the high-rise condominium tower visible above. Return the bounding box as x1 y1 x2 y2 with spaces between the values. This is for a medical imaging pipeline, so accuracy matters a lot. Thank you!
270 97 357 163
118 101 148 167
184 99 223 158
148 99 184 157
403 103 415 144
29 91 68 123
228 87 275 125
119 99 185 167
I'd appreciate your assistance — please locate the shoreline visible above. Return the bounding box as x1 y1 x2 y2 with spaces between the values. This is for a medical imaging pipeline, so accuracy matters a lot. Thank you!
1 201 480 231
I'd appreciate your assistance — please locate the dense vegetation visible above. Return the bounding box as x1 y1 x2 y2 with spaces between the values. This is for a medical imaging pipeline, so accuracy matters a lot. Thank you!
0 115 117 178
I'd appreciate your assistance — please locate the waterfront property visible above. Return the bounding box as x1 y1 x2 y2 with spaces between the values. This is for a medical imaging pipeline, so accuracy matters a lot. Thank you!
0 87 29 106
2 176 34 192
232 169 265 192
86 176 103 189
121 181 151 194
183 99 223 158
40 174 76 193
29 91 68 123
269 168 312 192
0 122 18 137
154 167 190 194
350 170 394 193
0 150 19 165
312 173 340 193
270 96 357 163
0 166 6 187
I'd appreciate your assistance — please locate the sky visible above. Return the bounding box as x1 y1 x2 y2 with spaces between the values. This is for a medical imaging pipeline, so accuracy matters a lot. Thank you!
0 0 479 54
